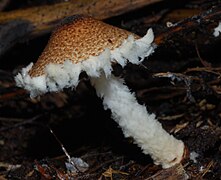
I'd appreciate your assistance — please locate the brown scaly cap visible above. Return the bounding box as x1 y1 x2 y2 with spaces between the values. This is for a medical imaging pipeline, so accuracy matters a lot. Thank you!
29 15 140 77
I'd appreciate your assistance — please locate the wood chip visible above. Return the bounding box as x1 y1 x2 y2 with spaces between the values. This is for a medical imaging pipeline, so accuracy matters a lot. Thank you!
170 122 189 134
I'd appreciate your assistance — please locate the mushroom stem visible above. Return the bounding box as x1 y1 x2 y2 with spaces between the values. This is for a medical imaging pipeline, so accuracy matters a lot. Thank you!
91 74 184 168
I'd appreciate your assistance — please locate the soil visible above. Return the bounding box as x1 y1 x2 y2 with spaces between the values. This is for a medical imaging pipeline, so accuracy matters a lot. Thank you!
1 0 221 179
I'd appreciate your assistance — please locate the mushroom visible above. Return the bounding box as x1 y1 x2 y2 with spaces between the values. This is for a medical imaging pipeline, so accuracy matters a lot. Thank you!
15 15 186 168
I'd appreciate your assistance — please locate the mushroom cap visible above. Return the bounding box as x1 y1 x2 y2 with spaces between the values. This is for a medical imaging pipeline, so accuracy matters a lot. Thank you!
15 14 155 97
30 15 139 77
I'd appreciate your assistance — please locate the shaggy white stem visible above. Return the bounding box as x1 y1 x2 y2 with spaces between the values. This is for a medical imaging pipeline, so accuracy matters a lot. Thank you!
91 74 184 168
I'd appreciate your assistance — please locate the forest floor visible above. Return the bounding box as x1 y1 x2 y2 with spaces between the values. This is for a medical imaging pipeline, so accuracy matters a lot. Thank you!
0 0 221 179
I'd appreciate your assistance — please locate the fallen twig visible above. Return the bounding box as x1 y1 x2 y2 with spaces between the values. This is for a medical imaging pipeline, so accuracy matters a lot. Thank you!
0 0 161 57
154 5 221 45
197 161 214 178
154 72 198 102
0 115 41 132
0 89 27 101
195 42 212 67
